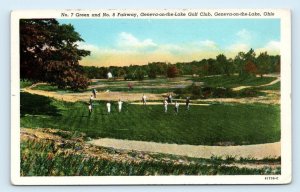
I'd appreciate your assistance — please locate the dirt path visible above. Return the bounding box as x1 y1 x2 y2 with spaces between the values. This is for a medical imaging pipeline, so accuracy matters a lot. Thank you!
130 102 210 106
232 75 280 91
22 83 164 103
22 85 279 104
88 138 280 160
200 90 280 105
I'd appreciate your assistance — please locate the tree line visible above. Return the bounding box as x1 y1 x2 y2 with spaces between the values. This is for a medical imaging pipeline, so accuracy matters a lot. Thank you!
83 49 280 80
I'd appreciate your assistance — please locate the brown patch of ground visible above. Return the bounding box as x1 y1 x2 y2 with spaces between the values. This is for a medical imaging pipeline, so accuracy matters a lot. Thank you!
22 84 164 102
201 90 280 105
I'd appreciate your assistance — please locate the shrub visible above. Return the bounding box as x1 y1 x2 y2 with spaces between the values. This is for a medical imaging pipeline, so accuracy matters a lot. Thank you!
167 66 179 78
136 69 145 81
175 85 264 99
148 68 157 79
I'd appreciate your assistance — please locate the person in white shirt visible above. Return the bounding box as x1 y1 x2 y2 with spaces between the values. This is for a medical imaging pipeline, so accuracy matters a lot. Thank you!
142 94 147 105
169 94 173 104
88 104 92 116
106 102 111 114
89 95 94 105
174 101 179 114
164 99 168 113
118 99 123 113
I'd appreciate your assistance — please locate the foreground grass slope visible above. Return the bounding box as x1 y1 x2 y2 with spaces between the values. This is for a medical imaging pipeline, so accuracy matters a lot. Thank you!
21 128 281 176
21 92 280 146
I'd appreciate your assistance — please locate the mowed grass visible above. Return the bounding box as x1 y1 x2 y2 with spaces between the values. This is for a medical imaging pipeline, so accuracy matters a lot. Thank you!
192 75 277 88
21 92 280 146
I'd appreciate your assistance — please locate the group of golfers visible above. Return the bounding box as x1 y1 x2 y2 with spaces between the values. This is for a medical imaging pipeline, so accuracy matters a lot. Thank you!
88 89 191 115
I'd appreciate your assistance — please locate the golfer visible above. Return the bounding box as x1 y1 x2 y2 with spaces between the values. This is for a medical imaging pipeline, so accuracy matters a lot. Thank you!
142 94 147 105
106 102 111 114
118 99 123 113
169 94 173 104
128 83 133 91
88 104 92 115
89 95 94 105
164 99 168 113
92 89 97 98
167 94 171 103
186 97 190 110
174 101 179 114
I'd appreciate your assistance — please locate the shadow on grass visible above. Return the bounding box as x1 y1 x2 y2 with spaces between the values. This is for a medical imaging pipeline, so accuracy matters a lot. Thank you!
20 92 61 117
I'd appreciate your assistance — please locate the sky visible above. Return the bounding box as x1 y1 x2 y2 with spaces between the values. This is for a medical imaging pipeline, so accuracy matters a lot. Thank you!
59 19 280 67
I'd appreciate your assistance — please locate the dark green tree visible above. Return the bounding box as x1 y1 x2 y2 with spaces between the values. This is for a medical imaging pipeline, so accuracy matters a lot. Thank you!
148 67 157 79
234 52 246 76
216 54 233 76
244 48 256 62
136 68 145 81
256 52 272 77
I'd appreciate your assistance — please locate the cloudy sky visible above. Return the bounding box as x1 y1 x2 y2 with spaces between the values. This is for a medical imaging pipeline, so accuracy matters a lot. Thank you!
58 19 280 67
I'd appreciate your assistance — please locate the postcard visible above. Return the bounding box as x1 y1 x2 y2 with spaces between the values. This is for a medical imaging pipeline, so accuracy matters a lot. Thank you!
11 9 291 185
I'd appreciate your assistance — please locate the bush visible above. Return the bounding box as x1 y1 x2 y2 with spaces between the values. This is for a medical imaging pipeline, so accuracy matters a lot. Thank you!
175 85 264 99
189 83 202 96
212 87 234 98
136 69 145 81
237 88 262 98
148 68 157 79
167 66 179 78
124 74 135 80
69 74 90 91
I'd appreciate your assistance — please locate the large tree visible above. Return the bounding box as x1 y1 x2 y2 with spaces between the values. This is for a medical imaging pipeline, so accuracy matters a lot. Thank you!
234 52 246 76
244 48 256 63
216 54 233 76
20 19 90 90
256 52 272 77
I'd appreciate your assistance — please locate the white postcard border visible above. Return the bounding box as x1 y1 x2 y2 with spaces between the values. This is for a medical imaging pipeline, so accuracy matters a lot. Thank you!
11 9 292 185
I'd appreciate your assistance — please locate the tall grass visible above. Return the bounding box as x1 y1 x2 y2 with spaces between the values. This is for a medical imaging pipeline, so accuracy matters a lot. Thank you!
21 138 281 176
20 80 34 88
